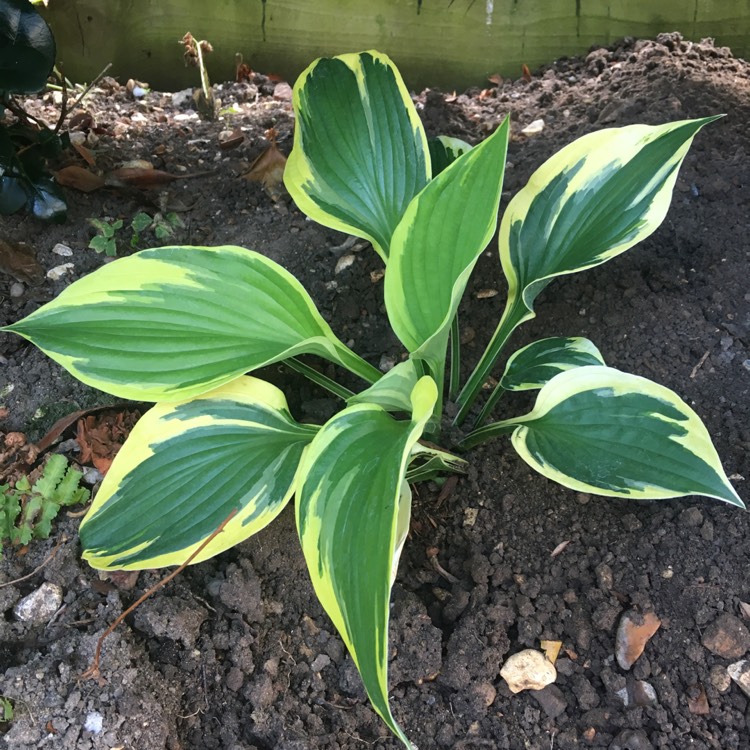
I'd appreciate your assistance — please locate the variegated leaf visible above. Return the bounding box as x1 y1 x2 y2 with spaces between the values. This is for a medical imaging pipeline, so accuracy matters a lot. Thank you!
470 366 743 506
385 118 509 378
4 245 380 401
500 336 605 391
296 376 437 748
284 50 430 260
347 359 420 412
80 376 317 570
428 135 473 177
456 117 718 419
501 117 720 315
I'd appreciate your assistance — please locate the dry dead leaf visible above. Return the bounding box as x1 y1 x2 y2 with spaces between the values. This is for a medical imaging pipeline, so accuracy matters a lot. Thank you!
521 63 533 82
540 640 563 664
105 167 179 189
76 410 142 476
243 138 287 196
687 683 710 714
55 165 104 193
0 239 44 284
72 142 97 166
219 127 245 151
68 111 95 132
487 73 503 86
0 431 40 484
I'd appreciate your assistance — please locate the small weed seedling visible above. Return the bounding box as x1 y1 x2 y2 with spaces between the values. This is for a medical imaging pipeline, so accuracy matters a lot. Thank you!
3 52 744 747
1 454 89 557
87 217 123 256
130 210 185 248
0 695 12 725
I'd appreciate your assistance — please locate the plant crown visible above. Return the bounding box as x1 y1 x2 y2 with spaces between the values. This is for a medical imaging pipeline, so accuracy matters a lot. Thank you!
2 50 743 748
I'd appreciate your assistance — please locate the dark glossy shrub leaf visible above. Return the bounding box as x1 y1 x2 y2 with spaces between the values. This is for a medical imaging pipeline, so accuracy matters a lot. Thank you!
0 0 56 94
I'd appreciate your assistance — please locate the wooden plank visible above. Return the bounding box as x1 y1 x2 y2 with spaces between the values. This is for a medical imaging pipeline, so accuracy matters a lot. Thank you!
42 0 750 90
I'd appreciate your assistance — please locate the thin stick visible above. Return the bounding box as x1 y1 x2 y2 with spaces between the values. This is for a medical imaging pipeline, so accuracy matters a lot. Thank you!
80 509 237 681
0 535 67 589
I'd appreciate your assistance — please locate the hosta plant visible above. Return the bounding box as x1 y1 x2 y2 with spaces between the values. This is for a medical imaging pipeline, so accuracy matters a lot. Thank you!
2 51 744 747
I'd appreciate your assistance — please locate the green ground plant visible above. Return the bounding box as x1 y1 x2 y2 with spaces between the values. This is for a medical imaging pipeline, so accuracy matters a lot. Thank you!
87 217 123 256
2 51 744 747
1 454 89 557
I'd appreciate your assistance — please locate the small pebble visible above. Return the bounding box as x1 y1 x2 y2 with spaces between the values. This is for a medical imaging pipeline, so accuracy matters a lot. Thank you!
334 253 356 274
521 118 545 135
709 663 732 693
311 654 331 672
9 282 25 297
701 613 750 659
530 683 567 717
52 243 74 256
610 728 653 750
727 659 750 697
46 263 74 281
615 610 661 670
500 649 556 693
14 582 63 624
84 711 103 734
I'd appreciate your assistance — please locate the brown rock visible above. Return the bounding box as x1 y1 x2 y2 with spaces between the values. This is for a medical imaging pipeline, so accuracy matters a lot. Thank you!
615 610 661 670
701 613 750 659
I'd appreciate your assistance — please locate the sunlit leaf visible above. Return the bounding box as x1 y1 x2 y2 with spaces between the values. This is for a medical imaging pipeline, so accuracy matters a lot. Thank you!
285 50 430 260
297 377 437 748
81 377 317 569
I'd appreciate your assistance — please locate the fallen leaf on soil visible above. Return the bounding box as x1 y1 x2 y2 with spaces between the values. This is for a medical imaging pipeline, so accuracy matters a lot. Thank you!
68 111 95 132
55 165 104 193
487 73 503 86
0 240 44 284
687 683 710 714
72 142 97 166
615 610 661 670
0 431 40 484
36 402 140 453
521 63 533 82
105 167 180 189
98 569 140 591
219 127 245 151
540 640 562 664
243 135 287 197
76 410 142 475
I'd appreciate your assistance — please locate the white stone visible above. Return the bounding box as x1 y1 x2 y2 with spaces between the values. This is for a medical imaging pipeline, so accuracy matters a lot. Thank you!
46 263 74 281
14 582 63 624
335 253 356 275
84 711 104 734
728 659 750 698
521 119 545 136
500 649 557 693
9 282 25 298
52 243 73 256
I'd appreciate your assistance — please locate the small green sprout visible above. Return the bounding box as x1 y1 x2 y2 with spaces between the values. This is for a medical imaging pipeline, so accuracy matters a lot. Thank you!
1 454 89 556
87 217 123 256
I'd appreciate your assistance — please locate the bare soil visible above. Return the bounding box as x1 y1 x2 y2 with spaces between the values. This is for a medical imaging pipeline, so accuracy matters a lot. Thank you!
1 32 749 750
